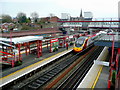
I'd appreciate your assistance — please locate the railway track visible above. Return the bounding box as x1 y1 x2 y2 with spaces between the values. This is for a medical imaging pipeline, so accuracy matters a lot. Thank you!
2 50 73 90
54 46 104 89
3 46 100 90
7 44 94 90
11 49 83 90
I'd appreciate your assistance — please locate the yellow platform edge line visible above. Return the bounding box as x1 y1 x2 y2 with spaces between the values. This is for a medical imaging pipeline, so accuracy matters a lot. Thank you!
0 48 72 80
91 65 103 89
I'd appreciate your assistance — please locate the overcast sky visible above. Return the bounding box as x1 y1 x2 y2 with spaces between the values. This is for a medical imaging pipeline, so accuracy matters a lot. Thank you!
0 0 120 18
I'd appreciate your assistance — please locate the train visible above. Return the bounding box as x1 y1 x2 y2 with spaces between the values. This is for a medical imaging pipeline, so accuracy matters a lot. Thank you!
73 31 106 52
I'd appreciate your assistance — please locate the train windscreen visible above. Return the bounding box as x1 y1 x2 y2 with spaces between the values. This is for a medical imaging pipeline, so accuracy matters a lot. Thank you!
75 38 85 47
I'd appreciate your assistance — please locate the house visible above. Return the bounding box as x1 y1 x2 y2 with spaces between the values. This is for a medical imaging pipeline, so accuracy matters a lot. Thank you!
48 16 59 23
40 16 59 23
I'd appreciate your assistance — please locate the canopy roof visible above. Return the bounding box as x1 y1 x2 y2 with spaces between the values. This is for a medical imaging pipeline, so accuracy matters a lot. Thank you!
0 36 43 44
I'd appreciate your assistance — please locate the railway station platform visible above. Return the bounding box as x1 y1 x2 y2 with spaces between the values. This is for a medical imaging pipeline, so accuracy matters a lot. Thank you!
94 33 120 89
77 47 110 88
78 33 120 89
94 66 109 88
0 45 73 87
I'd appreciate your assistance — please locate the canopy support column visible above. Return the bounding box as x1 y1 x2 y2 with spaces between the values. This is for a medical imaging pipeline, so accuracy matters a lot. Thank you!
18 44 22 61
50 40 52 52
24 43 28 56
28 42 30 54
118 48 120 54
40 40 42 56
47 41 48 49
37 40 42 58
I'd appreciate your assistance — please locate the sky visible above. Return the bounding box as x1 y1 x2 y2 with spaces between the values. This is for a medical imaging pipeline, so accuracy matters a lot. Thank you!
0 0 120 18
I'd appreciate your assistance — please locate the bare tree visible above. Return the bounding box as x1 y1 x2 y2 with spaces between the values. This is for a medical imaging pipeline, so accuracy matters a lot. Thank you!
31 12 39 23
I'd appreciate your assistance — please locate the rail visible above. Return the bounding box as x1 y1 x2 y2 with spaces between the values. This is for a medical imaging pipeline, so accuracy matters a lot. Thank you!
6 44 94 89
48 47 104 89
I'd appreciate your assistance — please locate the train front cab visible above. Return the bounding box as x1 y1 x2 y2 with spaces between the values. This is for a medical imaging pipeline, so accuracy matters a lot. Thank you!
73 36 89 53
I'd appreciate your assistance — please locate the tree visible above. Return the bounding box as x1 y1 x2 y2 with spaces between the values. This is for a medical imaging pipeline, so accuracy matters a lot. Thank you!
1 14 12 23
27 17 31 23
30 12 39 23
17 12 27 23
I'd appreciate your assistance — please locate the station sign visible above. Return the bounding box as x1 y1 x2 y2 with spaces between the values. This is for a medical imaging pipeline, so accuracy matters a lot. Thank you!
94 60 109 66
51 38 58 43
69 35 73 38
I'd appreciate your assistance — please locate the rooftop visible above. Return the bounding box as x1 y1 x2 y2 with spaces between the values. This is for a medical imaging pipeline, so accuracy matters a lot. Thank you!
0 36 43 44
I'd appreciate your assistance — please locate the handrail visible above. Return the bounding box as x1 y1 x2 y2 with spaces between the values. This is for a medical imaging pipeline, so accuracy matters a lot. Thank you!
0 51 14 56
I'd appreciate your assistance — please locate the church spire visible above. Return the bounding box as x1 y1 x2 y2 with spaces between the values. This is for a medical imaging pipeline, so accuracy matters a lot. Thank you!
80 9 83 17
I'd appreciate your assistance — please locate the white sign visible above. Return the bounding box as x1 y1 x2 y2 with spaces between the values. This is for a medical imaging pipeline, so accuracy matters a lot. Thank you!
94 60 109 66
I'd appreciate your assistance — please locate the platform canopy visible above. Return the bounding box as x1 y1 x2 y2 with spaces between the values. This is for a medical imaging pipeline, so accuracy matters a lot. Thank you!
0 41 15 48
0 36 43 44
94 34 120 48
98 35 119 41
0 37 8 41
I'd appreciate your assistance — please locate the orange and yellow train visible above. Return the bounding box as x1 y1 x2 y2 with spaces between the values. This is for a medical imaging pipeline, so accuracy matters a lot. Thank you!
73 34 98 52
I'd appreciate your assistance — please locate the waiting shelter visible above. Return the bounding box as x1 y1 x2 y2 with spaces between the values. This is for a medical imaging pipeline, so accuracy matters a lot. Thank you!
0 36 43 67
